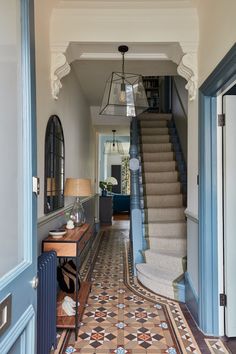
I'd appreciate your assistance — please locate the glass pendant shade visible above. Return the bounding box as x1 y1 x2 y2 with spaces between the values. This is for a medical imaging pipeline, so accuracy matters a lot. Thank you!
104 140 124 155
100 72 149 117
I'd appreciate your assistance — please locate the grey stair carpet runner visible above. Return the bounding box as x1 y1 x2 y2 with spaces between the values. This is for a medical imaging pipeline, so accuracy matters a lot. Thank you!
136 113 187 300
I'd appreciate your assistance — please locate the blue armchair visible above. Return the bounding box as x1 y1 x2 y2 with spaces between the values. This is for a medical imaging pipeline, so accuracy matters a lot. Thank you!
112 193 130 214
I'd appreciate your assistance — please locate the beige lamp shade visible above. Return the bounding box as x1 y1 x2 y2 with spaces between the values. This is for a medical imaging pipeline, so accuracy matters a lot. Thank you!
64 178 92 197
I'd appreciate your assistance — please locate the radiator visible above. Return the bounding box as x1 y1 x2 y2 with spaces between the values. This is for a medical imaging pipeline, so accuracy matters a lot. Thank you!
37 251 57 354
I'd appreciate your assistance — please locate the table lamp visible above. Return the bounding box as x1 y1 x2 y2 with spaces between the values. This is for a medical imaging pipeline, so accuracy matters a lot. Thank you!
64 178 92 226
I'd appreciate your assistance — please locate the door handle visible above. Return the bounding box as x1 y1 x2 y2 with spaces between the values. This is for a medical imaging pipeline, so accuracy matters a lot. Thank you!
0 294 12 336
31 275 39 289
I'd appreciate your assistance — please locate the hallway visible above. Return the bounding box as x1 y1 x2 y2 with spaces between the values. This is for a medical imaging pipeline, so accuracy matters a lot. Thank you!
59 219 229 354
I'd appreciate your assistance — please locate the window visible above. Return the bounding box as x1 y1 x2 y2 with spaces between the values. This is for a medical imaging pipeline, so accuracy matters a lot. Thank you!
44 115 65 214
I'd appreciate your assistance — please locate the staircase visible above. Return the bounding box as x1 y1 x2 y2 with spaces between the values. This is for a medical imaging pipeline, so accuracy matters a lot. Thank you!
136 113 187 300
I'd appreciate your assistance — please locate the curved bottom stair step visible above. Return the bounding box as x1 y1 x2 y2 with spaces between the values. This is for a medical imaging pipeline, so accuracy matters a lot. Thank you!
144 249 186 275
136 263 178 300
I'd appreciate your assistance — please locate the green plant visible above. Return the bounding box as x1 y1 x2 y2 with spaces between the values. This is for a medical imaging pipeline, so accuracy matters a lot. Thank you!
99 181 107 191
99 177 118 192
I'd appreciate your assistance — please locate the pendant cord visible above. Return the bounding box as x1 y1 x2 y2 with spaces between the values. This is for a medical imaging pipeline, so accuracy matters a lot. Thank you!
122 52 125 76
112 130 115 147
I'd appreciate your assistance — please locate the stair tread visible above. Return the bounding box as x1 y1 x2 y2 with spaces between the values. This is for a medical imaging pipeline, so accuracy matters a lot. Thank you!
144 182 180 186
146 234 186 240
139 113 172 120
143 161 176 164
145 193 182 197
144 207 185 210
143 220 186 225
141 135 170 138
141 143 172 146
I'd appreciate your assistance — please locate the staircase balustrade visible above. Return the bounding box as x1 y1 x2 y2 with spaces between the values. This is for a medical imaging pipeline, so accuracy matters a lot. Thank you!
129 117 144 273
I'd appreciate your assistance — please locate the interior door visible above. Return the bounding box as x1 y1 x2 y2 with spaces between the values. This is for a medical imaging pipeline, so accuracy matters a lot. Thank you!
0 1 37 353
111 165 122 193
223 95 236 337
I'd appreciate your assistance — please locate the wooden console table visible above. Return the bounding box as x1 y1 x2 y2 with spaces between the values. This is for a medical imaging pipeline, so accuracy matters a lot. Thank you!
42 223 93 337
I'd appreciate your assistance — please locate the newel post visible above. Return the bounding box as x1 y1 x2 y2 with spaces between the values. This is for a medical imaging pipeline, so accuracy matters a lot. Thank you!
129 117 144 272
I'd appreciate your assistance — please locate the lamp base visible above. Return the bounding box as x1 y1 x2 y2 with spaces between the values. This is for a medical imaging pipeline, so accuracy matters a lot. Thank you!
70 197 85 227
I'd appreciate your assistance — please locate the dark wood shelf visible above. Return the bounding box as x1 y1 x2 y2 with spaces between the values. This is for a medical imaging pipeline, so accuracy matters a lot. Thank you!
43 224 94 336
56 281 91 329
143 76 160 112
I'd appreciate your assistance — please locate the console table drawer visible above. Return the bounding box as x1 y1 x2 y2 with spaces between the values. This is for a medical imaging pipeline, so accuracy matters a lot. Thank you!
43 242 77 257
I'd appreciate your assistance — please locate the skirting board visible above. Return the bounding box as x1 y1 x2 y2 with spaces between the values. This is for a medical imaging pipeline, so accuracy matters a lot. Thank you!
185 271 199 324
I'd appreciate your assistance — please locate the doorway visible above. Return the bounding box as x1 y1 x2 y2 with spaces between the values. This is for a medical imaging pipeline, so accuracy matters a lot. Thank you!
220 91 236 337
199 44 236 336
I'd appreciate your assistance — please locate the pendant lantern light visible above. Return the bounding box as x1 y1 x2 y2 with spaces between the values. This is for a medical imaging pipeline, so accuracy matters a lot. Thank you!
99 45 149 117
104 130 124 155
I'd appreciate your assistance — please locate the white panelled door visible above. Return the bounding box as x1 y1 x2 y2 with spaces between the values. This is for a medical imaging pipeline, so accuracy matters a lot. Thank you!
0 0 37 353
223 95 236 337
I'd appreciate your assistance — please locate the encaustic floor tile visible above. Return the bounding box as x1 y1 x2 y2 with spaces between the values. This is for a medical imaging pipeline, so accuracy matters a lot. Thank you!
63 229 230 354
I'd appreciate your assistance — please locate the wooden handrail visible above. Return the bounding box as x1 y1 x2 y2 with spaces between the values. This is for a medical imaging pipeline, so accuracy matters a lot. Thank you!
172 77 188 120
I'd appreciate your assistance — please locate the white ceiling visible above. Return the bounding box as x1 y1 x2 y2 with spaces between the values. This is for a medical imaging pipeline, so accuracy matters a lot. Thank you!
72 59 177 106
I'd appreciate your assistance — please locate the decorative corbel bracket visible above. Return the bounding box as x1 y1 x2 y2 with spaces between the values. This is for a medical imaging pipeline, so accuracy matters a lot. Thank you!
177 53 198 101
51 52 71 100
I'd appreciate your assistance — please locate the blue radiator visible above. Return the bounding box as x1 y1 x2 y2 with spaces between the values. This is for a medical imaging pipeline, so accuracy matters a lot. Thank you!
37 251 57 354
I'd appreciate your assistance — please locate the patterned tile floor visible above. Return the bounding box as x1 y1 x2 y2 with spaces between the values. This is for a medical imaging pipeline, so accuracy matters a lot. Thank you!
60 221 231 354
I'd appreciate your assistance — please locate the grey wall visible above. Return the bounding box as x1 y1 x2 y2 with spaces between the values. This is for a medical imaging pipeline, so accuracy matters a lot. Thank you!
172 76 188 163
35 1 95 218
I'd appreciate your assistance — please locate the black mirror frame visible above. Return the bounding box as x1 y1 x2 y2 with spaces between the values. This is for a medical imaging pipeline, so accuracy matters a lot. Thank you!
44 115 65 214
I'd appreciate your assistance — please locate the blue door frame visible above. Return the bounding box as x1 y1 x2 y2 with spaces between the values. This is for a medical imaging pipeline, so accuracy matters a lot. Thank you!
0 0 37 352
199 43 236 335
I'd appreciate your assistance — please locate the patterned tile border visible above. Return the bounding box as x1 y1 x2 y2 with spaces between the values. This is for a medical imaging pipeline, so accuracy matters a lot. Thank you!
123 236 231 354
205 339 230 354
60 228 231 354
64 230 180 353
123 240 200 354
